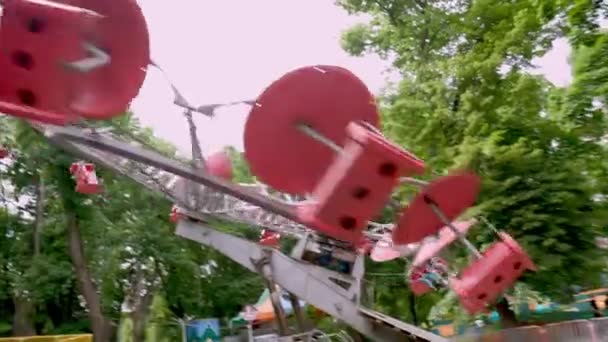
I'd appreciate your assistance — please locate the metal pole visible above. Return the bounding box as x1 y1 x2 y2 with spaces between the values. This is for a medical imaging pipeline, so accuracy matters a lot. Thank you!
479 216 502 238
400 177 429 187
426 198 482 259
265 281 288 335
297 124 343 153
247 322 254 342
297 124 429 189
179 319 187 342
288 292 307 332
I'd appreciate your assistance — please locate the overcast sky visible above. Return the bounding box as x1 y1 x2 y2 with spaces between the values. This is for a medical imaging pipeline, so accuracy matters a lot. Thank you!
130 1 573 157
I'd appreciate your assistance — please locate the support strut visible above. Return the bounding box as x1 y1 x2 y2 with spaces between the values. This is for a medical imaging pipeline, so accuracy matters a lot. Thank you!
32 123 446 341
175 219 447 342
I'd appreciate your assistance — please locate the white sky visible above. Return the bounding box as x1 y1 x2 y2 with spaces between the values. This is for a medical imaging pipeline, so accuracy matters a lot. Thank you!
130 1 573 157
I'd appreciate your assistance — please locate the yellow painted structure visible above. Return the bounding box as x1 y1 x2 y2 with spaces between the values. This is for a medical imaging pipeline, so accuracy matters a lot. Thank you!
0 335 92 342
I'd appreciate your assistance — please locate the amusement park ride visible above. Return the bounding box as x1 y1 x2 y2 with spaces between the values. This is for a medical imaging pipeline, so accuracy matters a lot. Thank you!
0 1 537 341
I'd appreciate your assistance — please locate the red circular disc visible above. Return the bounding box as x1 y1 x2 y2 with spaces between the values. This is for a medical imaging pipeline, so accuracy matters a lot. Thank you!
392 172 481 245
66 0 150 119
244 65 379 195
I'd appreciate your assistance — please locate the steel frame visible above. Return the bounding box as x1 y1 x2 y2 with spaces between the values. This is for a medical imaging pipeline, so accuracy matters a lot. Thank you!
31 122 447 341
176 219 446 342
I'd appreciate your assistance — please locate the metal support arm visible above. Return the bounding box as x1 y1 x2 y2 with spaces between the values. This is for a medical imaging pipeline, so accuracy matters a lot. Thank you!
175 220 446 342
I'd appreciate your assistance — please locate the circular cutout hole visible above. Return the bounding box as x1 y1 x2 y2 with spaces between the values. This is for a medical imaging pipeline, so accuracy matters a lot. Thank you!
27 18 45 33
17 89 36 106
12 51 34 70
514 262 522 270
494 276 503 283
339 216 357 230
378 162 397 177
477 293 487 300
352 187 370 199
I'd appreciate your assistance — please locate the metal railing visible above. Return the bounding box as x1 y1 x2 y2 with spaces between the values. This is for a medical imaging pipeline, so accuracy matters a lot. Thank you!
453 318 608 341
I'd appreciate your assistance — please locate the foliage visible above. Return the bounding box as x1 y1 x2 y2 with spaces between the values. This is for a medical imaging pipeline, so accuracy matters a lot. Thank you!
144 295 179 342
0 1 606 339
339 0 608 324
0 114 266 339
225 146 255 183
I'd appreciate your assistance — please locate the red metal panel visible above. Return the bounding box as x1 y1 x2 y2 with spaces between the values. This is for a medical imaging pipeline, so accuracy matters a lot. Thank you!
297 122 425 242
0 0 149 123
450 233 535 314
244 65 380 195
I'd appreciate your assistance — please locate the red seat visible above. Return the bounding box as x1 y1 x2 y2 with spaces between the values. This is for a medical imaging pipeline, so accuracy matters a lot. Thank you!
297 122 425 242
450 233 535 314
205 151 233 181
411 280 433 296
69 162 100 194
169 205 183 224
409 264 434 296
0 0 149 124
259 229 281 247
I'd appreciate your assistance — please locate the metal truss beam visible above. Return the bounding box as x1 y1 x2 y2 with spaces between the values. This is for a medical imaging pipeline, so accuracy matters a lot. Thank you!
30 123 445 341
43 124 296 218
31 123 310 237
175 219 447 342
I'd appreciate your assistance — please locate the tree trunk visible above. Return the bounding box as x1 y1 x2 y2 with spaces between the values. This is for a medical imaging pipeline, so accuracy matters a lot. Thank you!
129 269 154 342
33 177 44 256
12 296 35 336
131 290 153 342
496 298 518 329
12 177 45 336
408 292 418 326
66 212 113 342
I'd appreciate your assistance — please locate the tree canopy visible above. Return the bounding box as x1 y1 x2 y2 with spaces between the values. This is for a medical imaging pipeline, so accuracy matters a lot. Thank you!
0 1 607 340
339 0 608 323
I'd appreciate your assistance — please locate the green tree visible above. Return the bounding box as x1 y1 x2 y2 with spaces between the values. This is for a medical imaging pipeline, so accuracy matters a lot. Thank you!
339 0 607 326
0 108 276 341
225 147 255 183
0 117 90 337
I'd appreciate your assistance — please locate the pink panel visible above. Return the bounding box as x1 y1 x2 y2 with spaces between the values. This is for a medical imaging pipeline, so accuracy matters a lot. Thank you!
297 122 425 243
450 233 535 314
370 236 402 262
412 219 477 267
